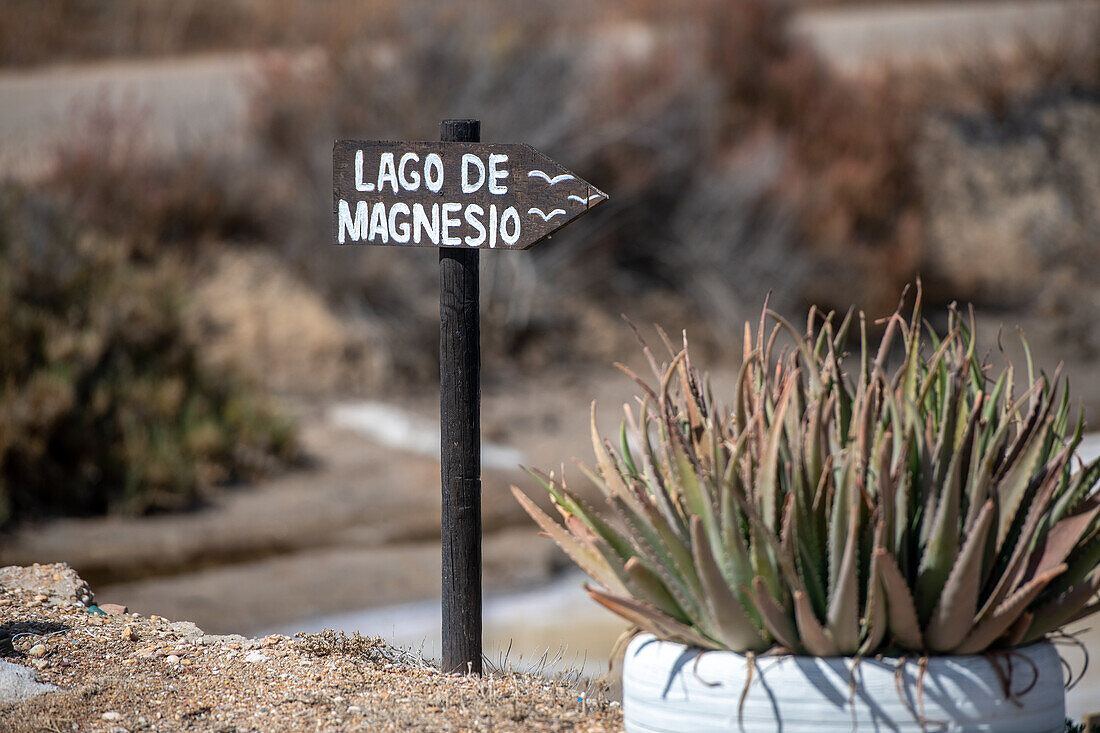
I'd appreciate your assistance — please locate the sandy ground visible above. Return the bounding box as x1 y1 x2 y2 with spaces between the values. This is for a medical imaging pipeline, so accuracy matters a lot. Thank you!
0 564 622 733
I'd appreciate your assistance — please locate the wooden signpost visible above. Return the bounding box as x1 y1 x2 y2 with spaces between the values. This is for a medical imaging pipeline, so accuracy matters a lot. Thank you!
333 120 607 675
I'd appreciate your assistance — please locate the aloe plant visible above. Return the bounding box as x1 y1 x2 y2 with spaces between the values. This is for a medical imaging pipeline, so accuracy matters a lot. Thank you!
512 291 1100 655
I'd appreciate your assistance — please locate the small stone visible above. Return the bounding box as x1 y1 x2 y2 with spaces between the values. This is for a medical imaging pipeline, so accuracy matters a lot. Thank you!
28 644 47 658
52 573 62 581
33 594 48 602
244 652 267 664
100 603 128 616
121 659 136 666
32 659 48 670
102 711 122 721
122 626 137 642
347 706 363 714
165 655 180 665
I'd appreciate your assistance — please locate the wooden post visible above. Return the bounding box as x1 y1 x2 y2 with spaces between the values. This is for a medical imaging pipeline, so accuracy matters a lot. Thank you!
331 125 606 675
439 118 482 675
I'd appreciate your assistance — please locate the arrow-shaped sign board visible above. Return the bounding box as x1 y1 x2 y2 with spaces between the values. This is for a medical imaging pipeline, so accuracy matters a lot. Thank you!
333 140 607 250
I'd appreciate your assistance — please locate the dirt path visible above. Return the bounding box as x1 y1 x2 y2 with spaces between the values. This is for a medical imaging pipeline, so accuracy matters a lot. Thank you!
0 49 321 180
1 1 1094 179
794 0 1100 73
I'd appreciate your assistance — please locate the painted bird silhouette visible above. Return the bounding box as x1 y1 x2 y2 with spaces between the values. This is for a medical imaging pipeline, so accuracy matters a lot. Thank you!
528 208 566 221
527 170 574 186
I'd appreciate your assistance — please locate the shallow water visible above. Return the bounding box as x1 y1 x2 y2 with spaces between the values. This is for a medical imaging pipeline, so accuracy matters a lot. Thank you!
272 573 1100 720
266 571 626 679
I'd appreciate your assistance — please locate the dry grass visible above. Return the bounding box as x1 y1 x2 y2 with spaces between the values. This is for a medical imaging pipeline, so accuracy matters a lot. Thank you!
0 566 625 732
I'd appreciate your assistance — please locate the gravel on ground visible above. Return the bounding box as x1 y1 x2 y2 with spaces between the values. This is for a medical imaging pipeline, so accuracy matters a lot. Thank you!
0 563 623 732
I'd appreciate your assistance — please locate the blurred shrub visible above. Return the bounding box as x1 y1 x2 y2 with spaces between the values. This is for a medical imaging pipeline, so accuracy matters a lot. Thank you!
0 185 297 525
6 0 1098 390
0 0 360 67
243 0 926 350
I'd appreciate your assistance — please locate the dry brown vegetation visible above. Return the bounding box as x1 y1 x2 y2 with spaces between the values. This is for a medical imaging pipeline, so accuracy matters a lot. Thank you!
0 181 298 526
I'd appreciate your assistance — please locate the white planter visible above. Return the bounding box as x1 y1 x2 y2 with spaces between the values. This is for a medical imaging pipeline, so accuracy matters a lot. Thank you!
622 633 1066 732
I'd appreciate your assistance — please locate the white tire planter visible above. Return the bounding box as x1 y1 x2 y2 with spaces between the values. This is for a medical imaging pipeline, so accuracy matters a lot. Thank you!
623 633 1066 732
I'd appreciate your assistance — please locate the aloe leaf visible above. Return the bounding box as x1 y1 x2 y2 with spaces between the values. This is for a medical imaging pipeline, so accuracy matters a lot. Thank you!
1045 531 1100 598
1012 496 1100 591
585 585 716 650
915 396 979 624
875 431 896 546
1018 327 1037 411
993 408 1052 553
979 451 1066 620
673 448 708 525
827 503 861 653
511 486 629 595
523 466 574 511
525 469 638 563
719 480 764 631
756 375 796 531
795 524 829 621
794 590 839 656
1022 568 1100 643
828 455 856 600
1004 611 1034 648
590 402 644 515
1049 456 1100 529
626 402 686 538
677 356 705 443
750 529 785 604
925 500 995 652
768 309 823 395
996 379 1047 475
619 420 639 479
1067 599 1100 626
623 556 688 621
981 371 1008 424
876 548 923 650
954 563 1067 654
872 312 903 381
619 518 709 628
750 576 799 652
859 539 888 655
963 420 995 533
690 517 769 652
608 494 705 613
